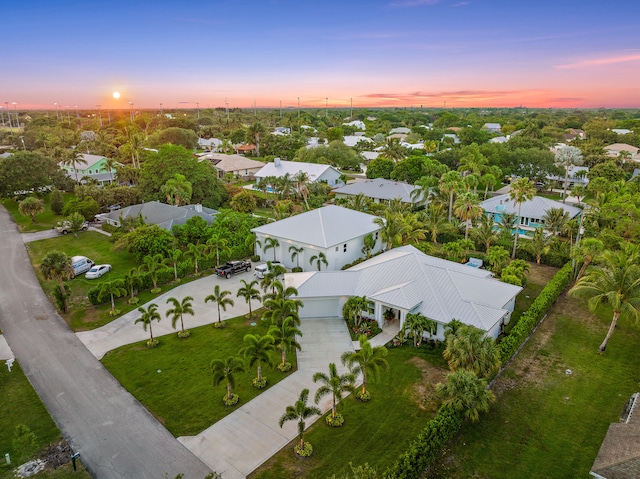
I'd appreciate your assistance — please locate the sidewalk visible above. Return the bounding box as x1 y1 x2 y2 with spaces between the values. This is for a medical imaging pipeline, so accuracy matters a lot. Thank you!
0 334 14 360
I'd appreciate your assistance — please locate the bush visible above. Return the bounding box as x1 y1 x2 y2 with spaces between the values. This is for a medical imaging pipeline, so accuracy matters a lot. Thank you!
50 189 64 215
294 441 313 457
252 377 268 388
326 413 345 427
291 266 303 273
222 393 239 406
251 255 261 262
497 261 573 363
277 362 292 372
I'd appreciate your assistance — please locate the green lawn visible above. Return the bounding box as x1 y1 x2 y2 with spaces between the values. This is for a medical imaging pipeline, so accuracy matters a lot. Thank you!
2 193 74 232
0 358 91 479
250 346 449 479
102 313 299 437
25 231 140 330
437 295 640 478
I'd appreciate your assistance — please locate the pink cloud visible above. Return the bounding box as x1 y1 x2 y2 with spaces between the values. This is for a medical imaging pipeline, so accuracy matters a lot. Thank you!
555 52 640 69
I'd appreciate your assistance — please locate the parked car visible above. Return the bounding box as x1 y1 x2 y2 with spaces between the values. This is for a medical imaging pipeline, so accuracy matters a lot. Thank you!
71 256 94 277
254 261 282 279
85 264 112 279
55 220 90 235
215 260 251 279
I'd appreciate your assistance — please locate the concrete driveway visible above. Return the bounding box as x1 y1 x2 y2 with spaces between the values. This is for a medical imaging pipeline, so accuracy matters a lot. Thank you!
78 269 261 359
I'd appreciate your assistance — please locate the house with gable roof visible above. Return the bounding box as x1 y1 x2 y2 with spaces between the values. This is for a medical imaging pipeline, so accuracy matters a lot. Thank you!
98 201 217 230
333 178 419 205
286 245 522 339
251 205 383 270
254 158 344 187
59 153 121 185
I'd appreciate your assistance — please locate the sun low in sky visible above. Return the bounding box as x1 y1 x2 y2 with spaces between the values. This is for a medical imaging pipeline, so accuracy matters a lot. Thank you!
112 92 120 99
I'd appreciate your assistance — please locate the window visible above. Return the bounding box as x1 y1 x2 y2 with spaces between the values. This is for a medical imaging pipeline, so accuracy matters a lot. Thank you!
343 243 347 253
375 232 379 241
335 246 339 251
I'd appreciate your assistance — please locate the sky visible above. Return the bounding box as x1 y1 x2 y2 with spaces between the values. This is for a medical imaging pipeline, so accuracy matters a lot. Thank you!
2 0 640 110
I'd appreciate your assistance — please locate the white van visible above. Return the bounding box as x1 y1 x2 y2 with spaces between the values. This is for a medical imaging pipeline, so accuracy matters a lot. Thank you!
254 261 281 279
71 256 94 277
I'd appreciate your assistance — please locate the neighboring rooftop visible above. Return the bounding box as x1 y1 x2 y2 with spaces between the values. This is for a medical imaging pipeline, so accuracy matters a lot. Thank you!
254 158 341 183
198 153 265 172
333 178 419 203
481 194 581 220
98 201 217 230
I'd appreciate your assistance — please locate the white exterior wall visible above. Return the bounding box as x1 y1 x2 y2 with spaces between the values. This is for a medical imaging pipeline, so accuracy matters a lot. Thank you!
317 168 344 187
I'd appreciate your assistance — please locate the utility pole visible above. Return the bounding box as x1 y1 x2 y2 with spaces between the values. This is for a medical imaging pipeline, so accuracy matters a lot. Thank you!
225 98 229 119
0 107 4 127
12 103 19 130
96 105 102 127
75 106 79 119
279 99 282 118
160 103 163 115
66 106 71 125
128 101 133 123
253 98 256 117
297 97 300 119
350 97 353 118
196 102 200 119
6 102 12 128
325 97 328 118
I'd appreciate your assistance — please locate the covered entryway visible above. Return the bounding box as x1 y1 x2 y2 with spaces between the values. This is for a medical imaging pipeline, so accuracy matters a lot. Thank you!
299 298 340 319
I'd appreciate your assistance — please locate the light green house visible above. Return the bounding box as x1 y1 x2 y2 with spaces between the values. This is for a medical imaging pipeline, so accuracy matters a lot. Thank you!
60 154 120 186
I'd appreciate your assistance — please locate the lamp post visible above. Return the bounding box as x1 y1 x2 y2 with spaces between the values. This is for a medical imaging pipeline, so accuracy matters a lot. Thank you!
279 99 282 118
12 102 18 130
6 102 12 129
160 102 163 115
128 101 133 123
196 102 200 119
96 105 102 127
0 106 4 127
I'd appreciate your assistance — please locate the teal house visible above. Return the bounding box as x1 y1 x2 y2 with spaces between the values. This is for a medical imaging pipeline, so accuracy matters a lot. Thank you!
60 154 120 186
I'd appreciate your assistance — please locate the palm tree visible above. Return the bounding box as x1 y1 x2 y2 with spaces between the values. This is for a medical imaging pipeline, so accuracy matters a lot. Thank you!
374 210 408 251
246 122 267 156
313 363 355 422
263 281 303 326
62 150 87 183
361 233 376 258
569 248 640 352
185 243 207 275
439 170 463 222
279 389 321 453
104 157 119 184
161 173 192 206
525 228 551 264
123 267 142 302
140 253 165 290
98 279 127 315
472 214 498 252
136 303 161 343
436 369 496 422
205 285 235 325
309 252 328 271
240 333 275 384
403 312 437 347
125 127 144 169
344 193 372 212
342 296 369 328
40 251 74 312
509 177 536 259
207 234 231 266
211 356 245 402
263 237 280 262
341 335 389 398
443 324 501 378
554 146 583 203
453 192 483 240
165 296 195 335
294 171 310 209
236 279 261 319
573 238 604 281
380 137 406 163
268 317 303 369
288 245 304 269
165 248 183 281
421 203 451 245
542 208 570 236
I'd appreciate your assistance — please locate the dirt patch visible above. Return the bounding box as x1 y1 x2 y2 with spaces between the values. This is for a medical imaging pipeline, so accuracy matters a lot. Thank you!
407 356 447 412
526 263 559 285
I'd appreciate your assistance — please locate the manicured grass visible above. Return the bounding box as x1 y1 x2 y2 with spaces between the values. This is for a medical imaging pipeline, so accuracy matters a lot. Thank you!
0 359 91 479
250 346 449 479
437 295 640 478
102 313 299 437
2 193 74 232
25 231 140 330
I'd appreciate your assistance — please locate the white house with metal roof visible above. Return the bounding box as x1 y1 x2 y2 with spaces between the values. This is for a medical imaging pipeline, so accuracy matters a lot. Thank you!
98 201 217 230
286 245 522 340
251 205 383 270
481 194 581 236
254 158 344 187
333 178 419 204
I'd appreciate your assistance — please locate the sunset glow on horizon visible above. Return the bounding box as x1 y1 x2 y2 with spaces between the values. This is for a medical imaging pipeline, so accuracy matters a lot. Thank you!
2 0 639 111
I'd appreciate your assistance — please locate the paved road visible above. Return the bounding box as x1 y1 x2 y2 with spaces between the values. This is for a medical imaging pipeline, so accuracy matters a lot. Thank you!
21 225 110 243
0 205 212 479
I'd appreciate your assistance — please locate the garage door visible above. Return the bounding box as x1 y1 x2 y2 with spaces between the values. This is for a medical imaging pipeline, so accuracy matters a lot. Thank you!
299 298 340 319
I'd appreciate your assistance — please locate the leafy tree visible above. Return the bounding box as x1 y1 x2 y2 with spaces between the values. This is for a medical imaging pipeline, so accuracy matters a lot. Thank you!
309 251 328 271
391 155 427 184
436 369 496 422
165 296 195 335
443 324 501 378
509 177 536 258
269 317 303 369
403 312 437 347
0 151 67 198
117 224 175 261
341 335 389 398
62 196 100 221
230 190 257 214
66 211 87 238
569 247 640 352
136 303 161 343
366 157 394 179
148 127 199 149
97 279 127 315
279 389 321 453
172 216 212 248
140 253 165 290
18 196 45 223
240 333 275 383
236 279 261 320
205 284 235 324
525 227 550 264
49 189 65 215
211 356 245 402
40 251 73 311
295 141 360 169
313 362 355 421
12 424 38 462
554 146 583 203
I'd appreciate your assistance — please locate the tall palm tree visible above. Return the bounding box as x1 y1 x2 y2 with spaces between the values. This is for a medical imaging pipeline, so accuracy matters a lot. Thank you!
542 208 570 236
164 248 183 282
263 237 280 262
140 253 165 290
211 356 245 402
126 127 144 169
453 192 483 240
436 369 496 422
62 150 87 183
525 228 551 264
268 317 303 369
309 252 328 271
279 389 321 453
260 262 287 294
240 333 275 384
165 296 195 335
421 203 451 244
40 251 74 310
103 157 118 184
123 267 142 302
472 214 498 252
161 173 192 206
185 243 207 275
573 238 604 281
205 285 235 325
97 279 127 315
294 171 310 209
569 248 640 352
443 324 501 378
403 312 437 348
341 335 389 398
509 177 536 259
374 210 408 251
439 170 463 222
207 234 231 266
136 303 161 343
236 279 261 319
288 245 304 269
313 363 355 420
380 137 406 163
263 281 303 326
554 146 583 203
246 122 267 156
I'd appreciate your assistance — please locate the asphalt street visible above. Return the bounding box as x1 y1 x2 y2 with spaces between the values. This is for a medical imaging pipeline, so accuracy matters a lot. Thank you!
0 205 212 479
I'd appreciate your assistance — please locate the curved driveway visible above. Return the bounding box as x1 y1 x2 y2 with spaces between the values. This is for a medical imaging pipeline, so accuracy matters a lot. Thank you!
0 206 212 479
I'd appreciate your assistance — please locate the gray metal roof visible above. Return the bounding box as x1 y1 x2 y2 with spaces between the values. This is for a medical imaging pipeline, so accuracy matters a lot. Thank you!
481 194 581 220
288 245 521 332
333 178 419 203
99 201 217 230
254 159 341 182
251 205 380 248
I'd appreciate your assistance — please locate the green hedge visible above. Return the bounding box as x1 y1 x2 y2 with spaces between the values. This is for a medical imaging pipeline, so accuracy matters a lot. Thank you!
385 405 464 479
497 261 573 363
